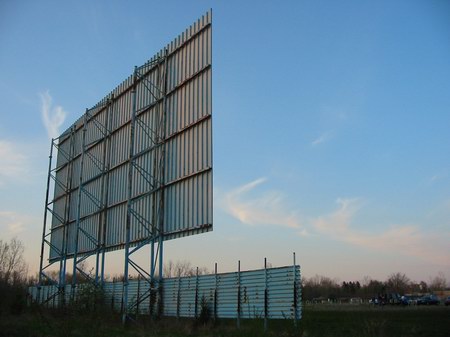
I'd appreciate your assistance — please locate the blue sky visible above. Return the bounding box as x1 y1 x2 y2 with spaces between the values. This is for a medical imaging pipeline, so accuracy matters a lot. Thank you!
0 0 449 283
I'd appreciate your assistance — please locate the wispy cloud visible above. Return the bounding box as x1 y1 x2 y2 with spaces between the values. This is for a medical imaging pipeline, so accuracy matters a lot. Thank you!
298 228 310 237
222 178 302 229
0 140 29 185
40 90 67 139
313 198 362 234
0 211 28 235
221 177 449 267
430 175 440 183
426 172 447 186
311 132 332 146
312 198 450 266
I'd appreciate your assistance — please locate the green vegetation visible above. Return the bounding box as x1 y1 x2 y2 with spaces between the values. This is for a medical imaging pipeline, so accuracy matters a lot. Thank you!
1 305 450 337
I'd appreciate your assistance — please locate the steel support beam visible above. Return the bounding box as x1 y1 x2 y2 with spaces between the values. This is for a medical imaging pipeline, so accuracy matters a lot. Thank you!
71 112 88 299
122 51 168 323
38 130 77 306
37 140 54 303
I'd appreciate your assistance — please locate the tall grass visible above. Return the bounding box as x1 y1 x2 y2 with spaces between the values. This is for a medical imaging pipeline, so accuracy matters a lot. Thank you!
1 304 449 337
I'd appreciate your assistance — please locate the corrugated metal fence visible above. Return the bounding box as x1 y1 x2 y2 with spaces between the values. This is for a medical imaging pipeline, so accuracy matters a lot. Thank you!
29 265 301 321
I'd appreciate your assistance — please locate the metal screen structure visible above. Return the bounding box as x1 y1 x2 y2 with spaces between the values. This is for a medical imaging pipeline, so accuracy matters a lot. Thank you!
30 264 301 326
37 10 212 321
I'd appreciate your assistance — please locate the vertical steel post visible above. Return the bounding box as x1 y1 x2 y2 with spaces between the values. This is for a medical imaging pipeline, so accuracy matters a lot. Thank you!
96 98 112 286
158 49 169 278
156 48 169 318
264 258 268 332
150 55 161 284
123 66 138 324
71 112 88 300
150 240 155 278
60 126 75 305
37 139 54 303
101 94 114 285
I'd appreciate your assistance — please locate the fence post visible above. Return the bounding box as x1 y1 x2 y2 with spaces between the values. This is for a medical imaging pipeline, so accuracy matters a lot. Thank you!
176 274 181 320
136 275 141 318
121 279 124 315
214 263 218 322
46 287 50 309
293 252 299 328
52 286 56 308
195 267 199 318
112 279 115 310
237 260 241 329
264 258 268 332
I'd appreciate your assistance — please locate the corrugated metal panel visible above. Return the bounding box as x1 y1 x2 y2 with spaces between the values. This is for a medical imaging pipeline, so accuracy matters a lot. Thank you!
105 203 126 247
49 226 63 258
30 265 301 320
54 164 68 199
49 10 212 261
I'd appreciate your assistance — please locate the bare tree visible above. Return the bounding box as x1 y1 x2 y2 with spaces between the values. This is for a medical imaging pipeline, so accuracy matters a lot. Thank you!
429 272 447 292
0 238 27 284
386 272 410 294
163 260 208 278
0 238 28 315
302 274 340 301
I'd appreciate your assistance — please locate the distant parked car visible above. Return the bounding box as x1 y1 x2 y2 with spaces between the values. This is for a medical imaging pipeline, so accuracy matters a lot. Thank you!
386 293 402 305
417 295 440 305
369 298 379 305
401 295 419 305
445 296 450 306
350 297 362 304
370 293 402 306
400 295 410 306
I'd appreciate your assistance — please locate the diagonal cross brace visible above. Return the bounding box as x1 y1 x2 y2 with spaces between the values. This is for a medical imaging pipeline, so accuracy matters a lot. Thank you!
135 116 160 145
80 186 103 209
85 149 105 173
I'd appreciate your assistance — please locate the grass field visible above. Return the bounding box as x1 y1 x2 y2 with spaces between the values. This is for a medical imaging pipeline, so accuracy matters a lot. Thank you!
1 304 449 337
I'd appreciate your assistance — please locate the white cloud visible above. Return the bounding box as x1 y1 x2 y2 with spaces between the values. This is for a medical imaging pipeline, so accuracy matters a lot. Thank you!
311 198 450 266
40 90 67 139
221 178 302 229
430 175 439 183
0 211 29 235
426 172 447 186
297 228 310 237
313 198 362 234
0 140 29 185
311 132 332 146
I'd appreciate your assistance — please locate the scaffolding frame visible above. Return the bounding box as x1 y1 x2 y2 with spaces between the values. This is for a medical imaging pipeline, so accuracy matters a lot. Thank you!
37 54 169 320
122 52 168 323
37 127 76 305
37 9 212 320
70 97 114 298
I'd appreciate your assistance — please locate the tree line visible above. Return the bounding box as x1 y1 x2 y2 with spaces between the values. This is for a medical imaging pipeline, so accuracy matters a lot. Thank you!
0 238 28 315
1 237 448 314
302 272 448 302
